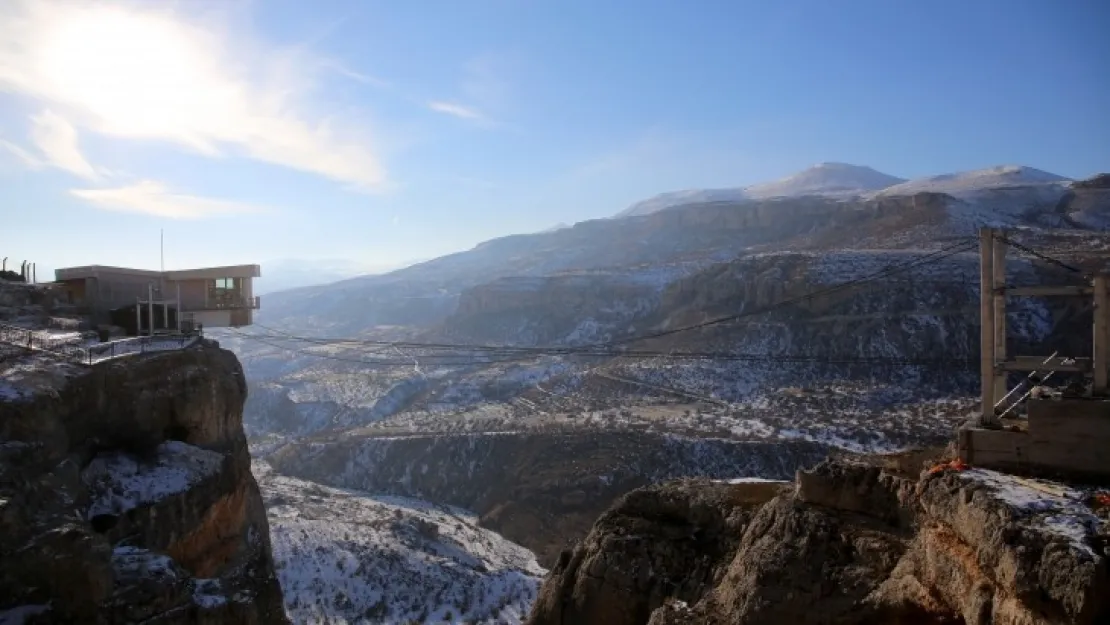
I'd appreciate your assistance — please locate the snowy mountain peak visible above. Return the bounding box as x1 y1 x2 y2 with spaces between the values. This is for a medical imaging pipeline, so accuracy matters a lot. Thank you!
876 165 1070 197
614 163 1074 219
614 163 905 218
744 163 906 200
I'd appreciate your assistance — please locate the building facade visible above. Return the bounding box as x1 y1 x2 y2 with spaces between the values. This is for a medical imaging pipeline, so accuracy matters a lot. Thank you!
54 264 261 332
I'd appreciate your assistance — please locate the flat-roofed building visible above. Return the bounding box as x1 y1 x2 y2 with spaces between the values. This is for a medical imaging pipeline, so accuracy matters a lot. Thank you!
54 264 260 332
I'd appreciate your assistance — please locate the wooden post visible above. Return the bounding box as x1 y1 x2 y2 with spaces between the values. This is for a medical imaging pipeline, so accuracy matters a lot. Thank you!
1094 274 1108 395
980 227 997 421
992 233 1008 404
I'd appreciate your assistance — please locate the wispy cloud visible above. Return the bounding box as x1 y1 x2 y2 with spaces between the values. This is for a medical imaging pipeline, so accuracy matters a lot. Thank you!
427 54 513 128
0 0 387 190
0 138 45 169
29 110 100 180
70 181 264 219
427 101 486 122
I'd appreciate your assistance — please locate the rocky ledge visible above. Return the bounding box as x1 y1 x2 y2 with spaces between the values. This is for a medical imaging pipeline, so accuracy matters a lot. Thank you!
527 455 1110 625
0 343 288 624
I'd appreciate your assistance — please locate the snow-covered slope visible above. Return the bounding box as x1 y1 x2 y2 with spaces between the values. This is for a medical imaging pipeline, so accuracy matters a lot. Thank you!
744 162 905 199
256 461 545 625
615 163 905 217
876 165 1070 197
616 188 753 218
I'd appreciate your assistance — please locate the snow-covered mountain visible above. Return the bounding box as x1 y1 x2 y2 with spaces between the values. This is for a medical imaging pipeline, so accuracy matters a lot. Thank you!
256 460 545 624
615 163 905 218
745 162 906 199
876 165 1070 198
613 163 1074 218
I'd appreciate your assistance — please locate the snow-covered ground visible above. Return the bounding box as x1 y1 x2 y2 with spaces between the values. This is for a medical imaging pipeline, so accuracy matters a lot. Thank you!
255 461 545 624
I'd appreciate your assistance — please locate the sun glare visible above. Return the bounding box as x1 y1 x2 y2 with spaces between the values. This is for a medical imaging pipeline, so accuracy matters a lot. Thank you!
37 7 225 139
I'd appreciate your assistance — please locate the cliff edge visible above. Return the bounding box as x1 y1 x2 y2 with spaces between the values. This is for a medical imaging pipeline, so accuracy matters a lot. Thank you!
527 455 1110 625
0 342 288 624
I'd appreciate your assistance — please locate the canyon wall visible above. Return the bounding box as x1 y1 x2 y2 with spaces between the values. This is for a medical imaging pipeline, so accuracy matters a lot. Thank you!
267 430 832 566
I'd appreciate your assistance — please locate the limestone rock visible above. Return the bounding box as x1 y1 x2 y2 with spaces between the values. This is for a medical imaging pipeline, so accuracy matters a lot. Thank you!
528 458 1110 625
525 478 787 625
0 344 287 624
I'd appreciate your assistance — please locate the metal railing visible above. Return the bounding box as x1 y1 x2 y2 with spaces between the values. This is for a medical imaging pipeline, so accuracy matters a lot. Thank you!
203 295 260 310
0 322 199 366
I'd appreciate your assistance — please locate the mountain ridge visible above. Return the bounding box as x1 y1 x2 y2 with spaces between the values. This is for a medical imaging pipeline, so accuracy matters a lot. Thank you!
614 162 1070 218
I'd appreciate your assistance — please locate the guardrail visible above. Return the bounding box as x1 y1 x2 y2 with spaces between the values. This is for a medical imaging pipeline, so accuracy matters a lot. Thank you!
204 295 260 310
0 322 198 366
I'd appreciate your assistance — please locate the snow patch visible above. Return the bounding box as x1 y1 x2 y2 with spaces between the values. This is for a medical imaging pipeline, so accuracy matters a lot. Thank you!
84 441 224 518
959 469 1101 558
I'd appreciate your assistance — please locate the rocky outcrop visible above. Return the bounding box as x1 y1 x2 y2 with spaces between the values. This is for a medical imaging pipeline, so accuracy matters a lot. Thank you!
528 457 1110 625
268 431 831 567
0 343 288 624
526 479 788 625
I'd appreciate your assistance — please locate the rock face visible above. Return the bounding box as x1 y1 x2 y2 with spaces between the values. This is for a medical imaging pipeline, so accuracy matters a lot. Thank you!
526 479 788 625
0 343 288 624
527 458 1110 625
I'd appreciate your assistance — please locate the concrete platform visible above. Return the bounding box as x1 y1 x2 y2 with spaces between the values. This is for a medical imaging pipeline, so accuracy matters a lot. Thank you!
959 398 1110 484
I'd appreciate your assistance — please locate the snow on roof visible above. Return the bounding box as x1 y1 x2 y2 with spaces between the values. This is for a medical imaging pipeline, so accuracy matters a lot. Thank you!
958 468 1101 558
84 441 225 518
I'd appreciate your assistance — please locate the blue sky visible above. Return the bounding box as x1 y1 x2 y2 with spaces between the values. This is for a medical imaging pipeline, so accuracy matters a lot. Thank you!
1 0 1107 276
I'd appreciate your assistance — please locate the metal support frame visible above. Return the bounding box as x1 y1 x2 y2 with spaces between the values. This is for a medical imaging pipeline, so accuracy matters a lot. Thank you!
980 227 1110 420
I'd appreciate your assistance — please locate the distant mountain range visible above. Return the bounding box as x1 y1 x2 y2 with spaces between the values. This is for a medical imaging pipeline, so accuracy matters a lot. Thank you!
615 163 1071 218
254 258 421 295
249 164 1105 340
